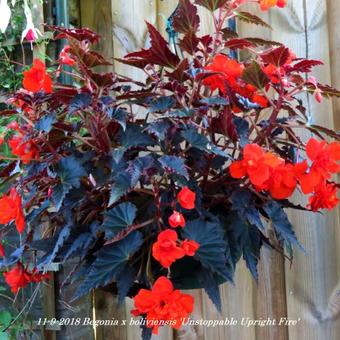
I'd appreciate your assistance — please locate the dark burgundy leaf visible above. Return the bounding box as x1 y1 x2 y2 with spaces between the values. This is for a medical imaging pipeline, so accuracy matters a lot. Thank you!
146 22 180 68
241 61 270 89
179 32 200 55
47 25 100 44
173 0 200 34
235 11 272 29
243 37 281 47
221 27 238 39
290 59 323 73
261 46 291 66
69 42 112 68
121 22 179 69
165 58 191 82
225 38 255 49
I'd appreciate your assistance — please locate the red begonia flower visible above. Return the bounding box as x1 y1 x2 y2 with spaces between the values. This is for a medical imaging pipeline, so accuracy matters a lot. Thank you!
230 144 284 189
267 164 298 199
59 45 76 66
203 54 244 92
168 211 186 228
3 263 31 293
259 0 286 11
3 263 49 294
299 138 340 194
181 240 200 256
8 134 39 164
308 181 339 211
0 188 25 234
177 187 196 210
23 59 52 93
132 276 194 334
152 229 185 268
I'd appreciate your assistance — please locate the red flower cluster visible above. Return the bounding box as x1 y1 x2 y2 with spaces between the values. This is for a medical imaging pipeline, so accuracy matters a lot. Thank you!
8 134 40 164
152 229 199 268
23 59 52 93
299 138 340 193
0 188 25 234
259 0 287 11
59 45 76 66
230 140 340 210
299 138 340 211
263 49 296 85
6 122 40 164
3 262 49 294
168 187 196 228
203 54 268 110
132 276 194 334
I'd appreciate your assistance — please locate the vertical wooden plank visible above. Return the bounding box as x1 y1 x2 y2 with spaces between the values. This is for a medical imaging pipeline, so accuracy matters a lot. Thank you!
255 246 288 340
202 262 256 340
55 261 95 340
112 0 157 82
80 0 114 71
94 291 127 340
238 5 287 340
174 290 204 340
268 2 340 340
42 272 57 340
326 0 340 130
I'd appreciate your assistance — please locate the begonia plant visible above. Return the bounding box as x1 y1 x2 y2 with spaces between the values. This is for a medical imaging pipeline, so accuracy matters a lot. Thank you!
0 0 340 338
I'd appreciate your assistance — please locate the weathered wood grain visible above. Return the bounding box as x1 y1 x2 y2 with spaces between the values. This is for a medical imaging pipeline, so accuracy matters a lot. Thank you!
269 2 340 340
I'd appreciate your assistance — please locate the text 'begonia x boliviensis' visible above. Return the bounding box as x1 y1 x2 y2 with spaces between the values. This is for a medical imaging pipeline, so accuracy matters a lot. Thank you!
132 276 194 334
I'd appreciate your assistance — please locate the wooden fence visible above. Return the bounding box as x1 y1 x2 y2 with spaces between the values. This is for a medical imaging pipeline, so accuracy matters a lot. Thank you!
1 1 340 339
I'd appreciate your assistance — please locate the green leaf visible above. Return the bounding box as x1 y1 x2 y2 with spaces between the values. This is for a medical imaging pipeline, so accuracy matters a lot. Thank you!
181 219 231 281
102 202 137 238
73 231 143 299
241 61 270 89
159 155 189 179
0 332 9 340
234 11 272 29
0 311 11 328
